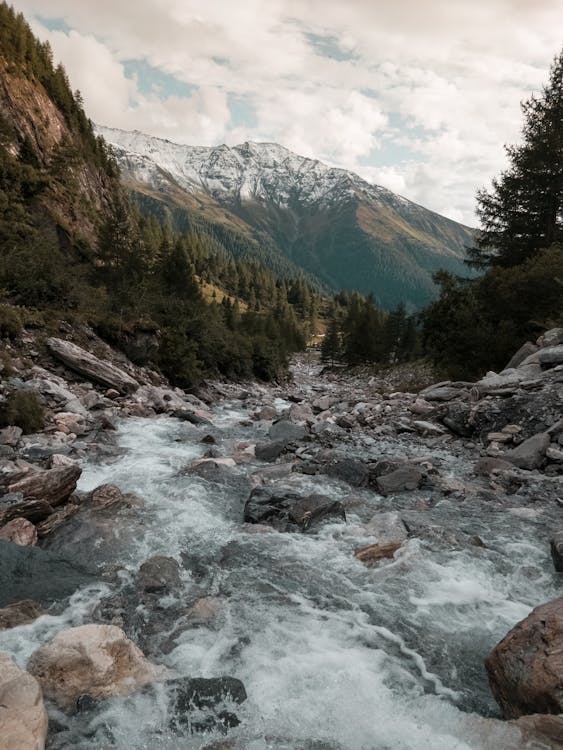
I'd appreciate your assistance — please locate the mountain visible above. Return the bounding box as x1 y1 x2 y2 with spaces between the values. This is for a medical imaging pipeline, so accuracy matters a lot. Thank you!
97 126 475 309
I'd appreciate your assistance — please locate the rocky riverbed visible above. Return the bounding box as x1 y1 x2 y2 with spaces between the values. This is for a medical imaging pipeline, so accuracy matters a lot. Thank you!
0 326 562 749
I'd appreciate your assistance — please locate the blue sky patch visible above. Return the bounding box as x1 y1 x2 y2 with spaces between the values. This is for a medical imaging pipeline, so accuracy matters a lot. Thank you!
228 95 258 129
37 16 71 33
123 60 196 98
305 33 357 62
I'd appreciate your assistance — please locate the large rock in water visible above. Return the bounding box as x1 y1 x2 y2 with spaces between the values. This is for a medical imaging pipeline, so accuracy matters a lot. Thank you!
27 624 167 709
485 597 563 718
0 652 48 750
47 337 138 394
7 464 81 507
0 541 95 607
503 433 550 470
244 488 345 531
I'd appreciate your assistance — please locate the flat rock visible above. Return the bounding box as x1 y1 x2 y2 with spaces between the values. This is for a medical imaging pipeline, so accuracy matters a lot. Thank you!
376 466 423 495
505 341 539 370
418 383 465 401
354 540 403 564
244 488 345 531
365 511 408 544
0 652 48 750
325 458 369 487
0 540 95 607
503 433 551 470
485 597 563 718
27 624 167 709
269 420 307 443
47 337 138 394
538 345 563 367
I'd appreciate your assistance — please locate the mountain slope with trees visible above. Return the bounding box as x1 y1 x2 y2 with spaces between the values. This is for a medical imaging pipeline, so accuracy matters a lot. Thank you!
0 2 314 386
422 50 563 379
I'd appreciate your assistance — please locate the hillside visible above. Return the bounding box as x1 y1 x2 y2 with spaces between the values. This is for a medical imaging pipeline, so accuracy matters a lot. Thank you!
98 126 476 309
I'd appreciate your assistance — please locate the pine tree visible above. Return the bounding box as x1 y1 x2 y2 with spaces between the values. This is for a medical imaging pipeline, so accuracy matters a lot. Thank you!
468 50 562 268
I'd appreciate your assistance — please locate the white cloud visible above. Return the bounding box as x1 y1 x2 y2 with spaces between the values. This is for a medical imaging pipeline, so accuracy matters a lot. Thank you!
13 0 562 224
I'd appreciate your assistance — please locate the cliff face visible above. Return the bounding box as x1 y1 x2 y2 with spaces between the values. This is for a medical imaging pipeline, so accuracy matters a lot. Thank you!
0 58 118 252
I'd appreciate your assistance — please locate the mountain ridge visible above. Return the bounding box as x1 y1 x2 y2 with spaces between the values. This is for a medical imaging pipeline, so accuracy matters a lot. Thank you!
97 124 476 309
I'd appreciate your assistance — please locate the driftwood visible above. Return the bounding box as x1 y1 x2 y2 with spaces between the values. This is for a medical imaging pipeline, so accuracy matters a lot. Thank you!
47 337 139 394
8 464 81 508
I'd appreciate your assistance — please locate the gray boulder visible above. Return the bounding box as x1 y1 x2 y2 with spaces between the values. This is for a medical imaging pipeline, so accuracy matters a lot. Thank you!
376 466 423 495
550 532 563 572
503 433 550 470
538 345 563 368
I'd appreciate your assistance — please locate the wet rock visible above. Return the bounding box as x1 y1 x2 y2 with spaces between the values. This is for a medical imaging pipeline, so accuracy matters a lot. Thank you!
0 425 22 446
255 439 291 462
36 503 80 538
538 345 563 367
186 597 224 626
376 466 423 495
312 395 332 412
354 540 403 564
166 676 247 733
439 402 475 437
244 488 345 531
0 599 45 630
269 420 307 443
136 556 181 594
27 624 167 710
287 403 313 423
0 651 48 750
550 532 563 572
413 420 446 436
89 483 143 509
0 541 95 607
335 414 356 429
0 498 54 526
325 458 369 487
47 337 139 394
0 517 37 546
513 713 563 748
503 432 550 470
254 405 278 421
365 511 408 544
485 597 563 718
7 464 81 508
287 494 346 530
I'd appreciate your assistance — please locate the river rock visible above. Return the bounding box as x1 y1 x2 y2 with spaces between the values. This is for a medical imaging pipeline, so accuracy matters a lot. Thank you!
538 328 563 348
168 676 247 732
354 540 403 564
287 403 314 423
0 425 22 446
0 541 95 607
485 597 563 718
413 420 447 436
376 465 423 495
325 458 369 487
0 498 53 526
418 383 466 401
254 440 289 462
366 511 408 544
538 345 563 367
505 341 539 370
474 457 514 476
0 517 37 546
0 652 48 750
244 487 345 531
47 337 139 394
550 532 563 572
7 464 81 507
255 406 278 421
503 432 550 470
269 420 307 442
136 556 181 594
27 624 166 709
0 600 45 630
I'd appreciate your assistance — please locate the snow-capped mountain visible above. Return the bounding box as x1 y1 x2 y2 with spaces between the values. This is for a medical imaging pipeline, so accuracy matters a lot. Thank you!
97 125 475 308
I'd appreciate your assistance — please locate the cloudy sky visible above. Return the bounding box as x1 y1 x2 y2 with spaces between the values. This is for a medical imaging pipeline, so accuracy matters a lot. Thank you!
11 0 562 225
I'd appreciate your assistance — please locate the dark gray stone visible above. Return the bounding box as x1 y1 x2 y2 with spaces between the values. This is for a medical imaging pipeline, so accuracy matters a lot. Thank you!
503 433 550 470
325 459 369 487
269 420 307 443
136 556 181 594
376 466 423 495
550 532 563 572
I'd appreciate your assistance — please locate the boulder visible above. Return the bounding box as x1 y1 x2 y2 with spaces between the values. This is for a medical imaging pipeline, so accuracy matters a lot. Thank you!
7 464 81 507
538 345 563 368
168 676 247 733
46 337 138 394
136 556 181 594
254 406 278 421
418 383 466 401
255 440 291 463
287 403 313 423
89 483 144 509
503 433 550 470
244 488 345 531
27 624 166 709
325 458 369 487
0 541 95 607
474 457 514 476
0 499 53 526
505 341 538 370
269 420 307 443
0 518 37 546
0 652 48 750
376 466 423 495
0 600 45 630
485 597 563 718
365 511 408 544
550 532 563 572
0 425 22 446
537 328 563 348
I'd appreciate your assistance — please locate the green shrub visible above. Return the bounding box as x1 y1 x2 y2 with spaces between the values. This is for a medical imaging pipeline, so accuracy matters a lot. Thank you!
0 304 23 339
0 390 45 433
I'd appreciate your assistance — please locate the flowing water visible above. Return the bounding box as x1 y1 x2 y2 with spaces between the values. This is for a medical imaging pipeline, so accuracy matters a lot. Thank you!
0 372 560 750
